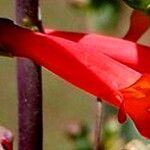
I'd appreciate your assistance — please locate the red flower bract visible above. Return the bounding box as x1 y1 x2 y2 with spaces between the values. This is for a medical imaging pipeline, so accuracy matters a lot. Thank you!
0 16 150 139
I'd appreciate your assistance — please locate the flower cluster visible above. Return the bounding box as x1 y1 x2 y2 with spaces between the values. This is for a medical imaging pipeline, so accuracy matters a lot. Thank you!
0 10 149 138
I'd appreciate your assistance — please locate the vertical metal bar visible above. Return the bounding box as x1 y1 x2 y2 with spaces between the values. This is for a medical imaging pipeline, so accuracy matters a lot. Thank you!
15 0 43 150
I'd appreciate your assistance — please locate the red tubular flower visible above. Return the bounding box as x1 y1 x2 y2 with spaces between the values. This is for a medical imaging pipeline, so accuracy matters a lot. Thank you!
0 18 150 139
0 19 141 104
46 11 150 138
124 10 150 42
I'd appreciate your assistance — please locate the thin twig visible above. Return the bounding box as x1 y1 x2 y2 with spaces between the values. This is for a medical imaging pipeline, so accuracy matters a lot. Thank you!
15 0 43 150
93 98 103 150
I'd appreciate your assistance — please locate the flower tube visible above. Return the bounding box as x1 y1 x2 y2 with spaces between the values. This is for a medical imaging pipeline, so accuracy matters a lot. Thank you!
124 10 150 41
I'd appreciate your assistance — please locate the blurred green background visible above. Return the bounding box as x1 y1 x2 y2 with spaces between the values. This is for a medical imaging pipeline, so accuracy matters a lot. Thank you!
0 0 150 150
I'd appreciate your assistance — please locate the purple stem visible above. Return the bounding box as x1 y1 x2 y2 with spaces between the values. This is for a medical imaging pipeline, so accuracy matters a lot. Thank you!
15 0 43 150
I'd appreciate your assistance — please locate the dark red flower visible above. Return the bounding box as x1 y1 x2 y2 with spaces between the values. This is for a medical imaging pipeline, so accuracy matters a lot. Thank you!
0 126 13 150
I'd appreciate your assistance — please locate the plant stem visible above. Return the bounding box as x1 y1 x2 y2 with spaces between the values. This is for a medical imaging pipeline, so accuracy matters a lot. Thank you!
15 0 43 150
93 99 103 150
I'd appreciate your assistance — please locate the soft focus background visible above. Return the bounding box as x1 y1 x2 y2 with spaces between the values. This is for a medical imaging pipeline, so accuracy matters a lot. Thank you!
0 0 150 150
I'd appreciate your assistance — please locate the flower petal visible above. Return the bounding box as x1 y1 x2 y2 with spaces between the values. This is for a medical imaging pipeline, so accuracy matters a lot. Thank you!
47 30 150 74
121 74 150 139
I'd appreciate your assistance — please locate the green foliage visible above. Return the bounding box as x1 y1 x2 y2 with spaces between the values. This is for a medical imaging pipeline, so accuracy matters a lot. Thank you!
69 0 120 32
89 0 119 10
123 0 150 14
65 123 92 150
88 0 120 31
